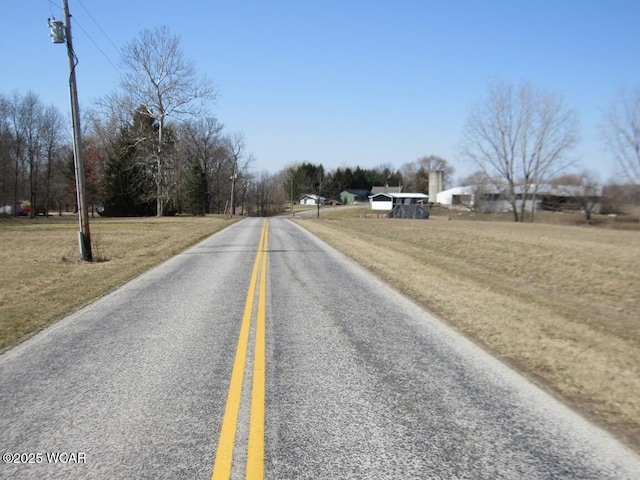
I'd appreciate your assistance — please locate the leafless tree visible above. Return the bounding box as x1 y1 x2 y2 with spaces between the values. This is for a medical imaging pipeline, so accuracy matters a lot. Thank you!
223 132 254 215
0 92 70 217
23 93 44 218
457 170 494 211
575 171 603 223
7 92 45 217
6 92 27 215
401 155 454 193
119 26 216 216
0 94 13 210
39 104 66 214
176 117 226 213
461 80 579 221
252 170 286 217
551 171 602 223
601 86 640 185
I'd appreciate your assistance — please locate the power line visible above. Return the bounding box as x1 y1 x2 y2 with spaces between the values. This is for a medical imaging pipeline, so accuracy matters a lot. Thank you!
48 1 123 77
71 15 122 75
76 0 121 56
47 0 61 16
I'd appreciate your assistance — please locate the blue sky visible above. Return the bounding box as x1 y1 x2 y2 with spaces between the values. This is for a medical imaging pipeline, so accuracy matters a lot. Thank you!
3 1 639 183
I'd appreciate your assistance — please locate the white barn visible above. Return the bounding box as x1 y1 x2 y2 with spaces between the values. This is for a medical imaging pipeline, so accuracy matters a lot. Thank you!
436 186 474 206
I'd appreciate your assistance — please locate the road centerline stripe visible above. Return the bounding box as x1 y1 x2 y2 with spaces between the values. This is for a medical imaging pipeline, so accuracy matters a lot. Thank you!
211 219 268 480
247 220 268 478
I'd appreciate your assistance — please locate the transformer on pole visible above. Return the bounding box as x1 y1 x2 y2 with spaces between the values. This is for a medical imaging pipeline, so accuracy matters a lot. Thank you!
48 1 92 261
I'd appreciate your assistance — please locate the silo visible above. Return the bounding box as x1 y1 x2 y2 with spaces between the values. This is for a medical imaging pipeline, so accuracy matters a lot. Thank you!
428 170 443 203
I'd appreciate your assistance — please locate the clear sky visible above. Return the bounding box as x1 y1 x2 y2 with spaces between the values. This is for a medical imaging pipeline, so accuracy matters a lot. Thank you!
3 1 639 183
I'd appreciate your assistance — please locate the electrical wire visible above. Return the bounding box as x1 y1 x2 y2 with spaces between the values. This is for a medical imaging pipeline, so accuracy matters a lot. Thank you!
70 15 122 75
76 0 121 56
49 0 124 78
47 0 61 16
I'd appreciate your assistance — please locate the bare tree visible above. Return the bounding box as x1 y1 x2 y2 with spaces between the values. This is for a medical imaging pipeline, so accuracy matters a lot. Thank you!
177 117 225 213
7 92 47 217
457 170 494 211
7 92 26 215
0 94 13 210
461 80 579 221
551 171 602 223
39 104 66 215
23 93 44 218
119 26 215 216
253 170 286 217
223 132 254 215
574 171 603 223
401 155 454 193
602 86 640 185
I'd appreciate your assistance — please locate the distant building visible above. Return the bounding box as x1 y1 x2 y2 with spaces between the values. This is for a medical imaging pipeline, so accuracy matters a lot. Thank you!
299 194 327 205
436 186 474 207
339 189 370 204
436 184 603 213
369 192 429 211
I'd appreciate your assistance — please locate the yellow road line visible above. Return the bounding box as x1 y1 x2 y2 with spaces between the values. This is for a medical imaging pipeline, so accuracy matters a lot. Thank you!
211 219 268 480
247 219 268 478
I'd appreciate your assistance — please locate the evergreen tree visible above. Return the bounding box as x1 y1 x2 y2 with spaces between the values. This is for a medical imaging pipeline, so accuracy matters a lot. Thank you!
183 158 208 215
102 124 155 216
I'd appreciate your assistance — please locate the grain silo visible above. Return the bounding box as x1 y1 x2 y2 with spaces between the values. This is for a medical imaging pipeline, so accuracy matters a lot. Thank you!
428 171 443 203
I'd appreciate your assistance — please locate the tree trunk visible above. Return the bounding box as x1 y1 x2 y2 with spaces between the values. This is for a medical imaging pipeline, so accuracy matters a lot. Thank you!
156 119 164 217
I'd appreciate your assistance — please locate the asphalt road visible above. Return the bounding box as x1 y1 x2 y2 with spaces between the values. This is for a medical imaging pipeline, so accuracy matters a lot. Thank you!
1 217 639 479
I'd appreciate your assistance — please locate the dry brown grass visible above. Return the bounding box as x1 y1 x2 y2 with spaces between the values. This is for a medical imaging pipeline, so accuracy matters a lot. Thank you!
295 209 640 450
0 214 240 352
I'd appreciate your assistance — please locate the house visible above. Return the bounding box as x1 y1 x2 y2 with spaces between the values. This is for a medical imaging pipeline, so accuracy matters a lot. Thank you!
369 192 429 211
299 194 327 205
339 189 370 204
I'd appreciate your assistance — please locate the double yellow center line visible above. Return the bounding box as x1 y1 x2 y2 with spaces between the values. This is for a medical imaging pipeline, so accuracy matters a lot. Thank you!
212 219 269 480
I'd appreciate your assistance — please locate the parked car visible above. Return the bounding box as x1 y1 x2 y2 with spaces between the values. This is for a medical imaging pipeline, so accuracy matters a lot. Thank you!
20 205 48 216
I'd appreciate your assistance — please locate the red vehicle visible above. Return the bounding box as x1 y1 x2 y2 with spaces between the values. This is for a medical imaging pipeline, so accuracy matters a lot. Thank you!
20 205 48 216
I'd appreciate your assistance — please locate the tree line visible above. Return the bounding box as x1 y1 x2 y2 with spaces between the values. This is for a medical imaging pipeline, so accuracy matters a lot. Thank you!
0 91 72 217
1 25 638 221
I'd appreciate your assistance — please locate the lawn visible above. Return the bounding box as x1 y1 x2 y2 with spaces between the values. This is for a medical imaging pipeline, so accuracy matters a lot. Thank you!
0 214 240 352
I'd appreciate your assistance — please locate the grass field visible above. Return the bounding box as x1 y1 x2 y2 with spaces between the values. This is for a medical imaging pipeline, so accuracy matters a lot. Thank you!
294 208 640 451
0 214 240 352
1 208 639 451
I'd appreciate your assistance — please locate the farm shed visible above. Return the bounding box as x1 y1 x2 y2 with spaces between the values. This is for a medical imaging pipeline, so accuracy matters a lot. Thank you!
369 192 429 211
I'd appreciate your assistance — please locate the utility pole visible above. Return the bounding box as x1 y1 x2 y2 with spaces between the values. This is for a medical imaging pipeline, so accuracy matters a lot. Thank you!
230 165 237 216
49 0 92 260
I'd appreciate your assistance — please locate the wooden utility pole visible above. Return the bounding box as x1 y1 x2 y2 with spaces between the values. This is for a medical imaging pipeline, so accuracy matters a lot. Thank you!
53 0 92 260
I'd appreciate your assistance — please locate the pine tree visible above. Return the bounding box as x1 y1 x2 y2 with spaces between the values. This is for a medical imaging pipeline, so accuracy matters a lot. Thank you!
183 158 208 216
102 123 155 216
